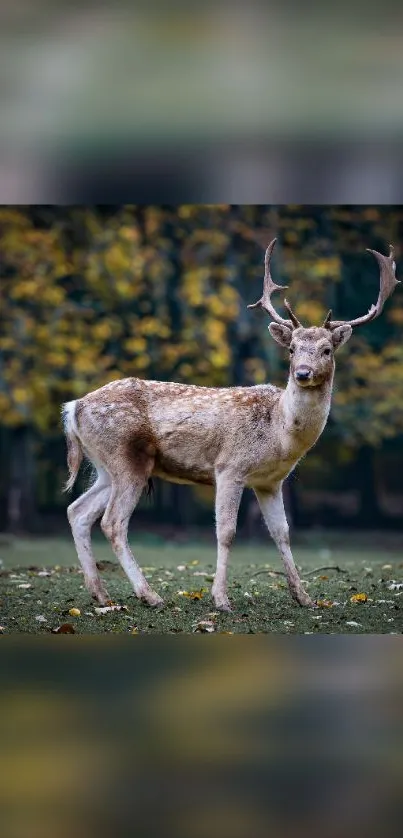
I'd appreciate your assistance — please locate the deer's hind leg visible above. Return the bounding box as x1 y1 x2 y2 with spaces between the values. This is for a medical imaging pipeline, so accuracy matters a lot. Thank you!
67 467 112 604
100 457 163 608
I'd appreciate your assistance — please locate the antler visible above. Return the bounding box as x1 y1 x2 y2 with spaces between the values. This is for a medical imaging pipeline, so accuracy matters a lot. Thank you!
248 238 303 330
323 245 399 330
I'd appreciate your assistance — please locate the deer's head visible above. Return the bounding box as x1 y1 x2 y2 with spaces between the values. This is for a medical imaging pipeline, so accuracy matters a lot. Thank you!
249 238 399 389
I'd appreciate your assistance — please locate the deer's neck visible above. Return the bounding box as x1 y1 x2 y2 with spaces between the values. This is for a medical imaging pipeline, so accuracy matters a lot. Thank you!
281 374 333 446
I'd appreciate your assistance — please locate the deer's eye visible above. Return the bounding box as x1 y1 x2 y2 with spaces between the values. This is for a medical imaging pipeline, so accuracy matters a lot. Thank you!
322 348 331 356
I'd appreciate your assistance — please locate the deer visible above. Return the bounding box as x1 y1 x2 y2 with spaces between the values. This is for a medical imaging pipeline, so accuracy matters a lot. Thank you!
63 239 399 612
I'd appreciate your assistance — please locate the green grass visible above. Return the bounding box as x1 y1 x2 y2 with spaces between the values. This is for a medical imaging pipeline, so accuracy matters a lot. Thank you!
0 534 402 634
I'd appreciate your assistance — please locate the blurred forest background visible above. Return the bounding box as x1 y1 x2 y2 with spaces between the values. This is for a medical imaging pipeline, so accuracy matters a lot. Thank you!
1 204 403 537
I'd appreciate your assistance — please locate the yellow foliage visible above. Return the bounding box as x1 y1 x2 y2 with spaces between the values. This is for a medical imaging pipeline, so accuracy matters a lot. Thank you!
120 226 140 243
141 318 161 337
73 357 96 374
93 322 113 341
42 287 64 306
294 300 327 324
125 337 147 354
46 352 67 369
0 337 15 350
178 206 194 219
312 257 341 279
0 204 401 447
104 244 131 273
10 280 39 299
132 355 149 370
350 593 368 603
210 348 230 369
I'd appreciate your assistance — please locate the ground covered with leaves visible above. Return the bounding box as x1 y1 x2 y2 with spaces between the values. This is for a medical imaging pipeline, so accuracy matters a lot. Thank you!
1 535 402 634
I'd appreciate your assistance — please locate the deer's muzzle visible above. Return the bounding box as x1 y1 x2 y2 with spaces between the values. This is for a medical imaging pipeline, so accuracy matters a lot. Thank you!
295 366 313 383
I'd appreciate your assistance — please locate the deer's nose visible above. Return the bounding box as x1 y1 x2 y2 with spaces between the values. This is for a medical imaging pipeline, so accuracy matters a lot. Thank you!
295 366 312 382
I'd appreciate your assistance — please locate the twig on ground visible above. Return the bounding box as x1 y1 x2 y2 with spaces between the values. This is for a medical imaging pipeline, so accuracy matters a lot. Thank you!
254 565 347 579
304 565 347 577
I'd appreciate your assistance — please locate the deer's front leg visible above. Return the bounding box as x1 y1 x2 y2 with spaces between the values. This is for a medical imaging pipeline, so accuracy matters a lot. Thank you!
254 486 314 607
212 472 244 612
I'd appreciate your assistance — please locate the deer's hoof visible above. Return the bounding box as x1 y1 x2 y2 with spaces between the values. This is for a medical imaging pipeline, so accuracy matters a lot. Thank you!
296 594 316 608
214 599 233 613
141 591 164 608
91 589 111 606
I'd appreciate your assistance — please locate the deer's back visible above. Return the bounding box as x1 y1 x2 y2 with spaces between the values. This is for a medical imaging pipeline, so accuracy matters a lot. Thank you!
74 377 283 485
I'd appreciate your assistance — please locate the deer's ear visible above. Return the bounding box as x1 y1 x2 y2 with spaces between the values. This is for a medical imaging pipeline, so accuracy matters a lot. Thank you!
331 324 352 350
268 323 293 347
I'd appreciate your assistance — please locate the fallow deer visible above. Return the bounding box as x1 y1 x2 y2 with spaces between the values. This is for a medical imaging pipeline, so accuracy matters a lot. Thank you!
63 240 399 611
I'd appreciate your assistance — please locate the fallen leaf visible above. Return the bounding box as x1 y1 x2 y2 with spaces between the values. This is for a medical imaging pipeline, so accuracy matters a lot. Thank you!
35 615 47 622
37 570 52 577
177 589 205 600
68 607 81 617
316 599 334 608
350 593 368 603
194 620 215 633
94 605 128 615
346 621 361 628
319 575 329 580
177 565 186 571
51 623 75 634
190 560 199 566
18 583 31 589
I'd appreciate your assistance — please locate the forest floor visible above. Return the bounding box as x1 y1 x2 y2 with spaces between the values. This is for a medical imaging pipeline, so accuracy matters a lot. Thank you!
1 534 403 634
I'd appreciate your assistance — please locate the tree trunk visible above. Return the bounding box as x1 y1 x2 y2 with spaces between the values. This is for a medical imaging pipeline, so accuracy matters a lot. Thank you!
7 426 37 534
355 445 381 526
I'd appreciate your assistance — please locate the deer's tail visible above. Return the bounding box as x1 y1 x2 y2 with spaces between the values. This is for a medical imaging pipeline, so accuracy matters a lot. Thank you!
62 400 83 492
